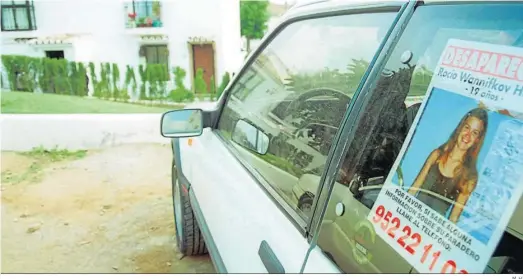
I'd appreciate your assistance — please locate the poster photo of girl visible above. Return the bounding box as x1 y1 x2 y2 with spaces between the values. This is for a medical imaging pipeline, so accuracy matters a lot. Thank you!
407 107 488 224
392 87 523 244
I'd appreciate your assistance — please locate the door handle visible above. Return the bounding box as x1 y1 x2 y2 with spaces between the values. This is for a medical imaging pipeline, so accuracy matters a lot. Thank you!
258 240 285 274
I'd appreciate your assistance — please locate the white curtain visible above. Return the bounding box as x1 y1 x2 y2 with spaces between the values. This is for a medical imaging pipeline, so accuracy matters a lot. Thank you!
1 6 30 30
2 8 16 30
14 8 29 29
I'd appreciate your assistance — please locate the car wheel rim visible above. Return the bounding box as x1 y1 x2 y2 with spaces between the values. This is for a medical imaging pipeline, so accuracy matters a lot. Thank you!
173 168 183 247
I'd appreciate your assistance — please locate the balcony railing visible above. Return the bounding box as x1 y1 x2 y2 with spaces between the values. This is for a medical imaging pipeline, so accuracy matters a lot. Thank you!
124 1 163 28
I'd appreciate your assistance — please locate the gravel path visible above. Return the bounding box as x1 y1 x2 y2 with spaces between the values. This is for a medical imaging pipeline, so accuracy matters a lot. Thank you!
1 143 214 273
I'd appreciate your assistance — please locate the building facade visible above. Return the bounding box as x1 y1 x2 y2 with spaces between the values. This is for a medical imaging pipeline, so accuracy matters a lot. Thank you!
1 0 243 97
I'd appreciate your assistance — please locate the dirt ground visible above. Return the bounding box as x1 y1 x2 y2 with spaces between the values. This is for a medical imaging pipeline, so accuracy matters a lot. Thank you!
1 143 215 273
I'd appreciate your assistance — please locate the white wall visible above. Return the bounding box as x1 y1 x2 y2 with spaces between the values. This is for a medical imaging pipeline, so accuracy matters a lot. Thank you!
1 114 169 152
218 0 244 77
1 0 242 95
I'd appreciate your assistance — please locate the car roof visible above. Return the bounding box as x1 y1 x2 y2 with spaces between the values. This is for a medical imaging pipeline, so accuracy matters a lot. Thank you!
283 0 503 20
284 0 406 19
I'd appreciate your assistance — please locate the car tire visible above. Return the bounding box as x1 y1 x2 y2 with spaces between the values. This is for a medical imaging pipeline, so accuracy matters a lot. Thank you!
172 160 208 256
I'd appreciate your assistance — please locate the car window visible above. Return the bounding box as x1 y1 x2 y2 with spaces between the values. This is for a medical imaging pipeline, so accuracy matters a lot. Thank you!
315 2 523 274
216 12 397 221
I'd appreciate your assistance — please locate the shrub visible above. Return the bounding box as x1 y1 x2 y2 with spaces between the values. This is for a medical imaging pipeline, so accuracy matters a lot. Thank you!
168 66 194 102
138 65 148 100
1 55 39 92
144 64 170 101
68 61 78 95
158 64 169 101
194 68 207 95
209 75 216 100
89 62 99 97
217 72 231 99
111 63 120 100
77 63 88 96
54 59 70 94
98 63 112 99
146 64 156 100
125 65 137 100
39 58 54 93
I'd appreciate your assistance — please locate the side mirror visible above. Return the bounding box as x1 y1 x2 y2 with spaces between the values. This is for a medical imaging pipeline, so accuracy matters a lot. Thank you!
232 119 269 155
160 109 203 138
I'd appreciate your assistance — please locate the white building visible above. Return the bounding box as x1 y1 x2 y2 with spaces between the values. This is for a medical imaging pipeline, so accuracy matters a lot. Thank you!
1 0 243 97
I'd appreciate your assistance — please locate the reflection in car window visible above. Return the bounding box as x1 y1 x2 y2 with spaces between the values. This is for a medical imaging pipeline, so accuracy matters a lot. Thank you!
217 12 397 220
315 3 523 274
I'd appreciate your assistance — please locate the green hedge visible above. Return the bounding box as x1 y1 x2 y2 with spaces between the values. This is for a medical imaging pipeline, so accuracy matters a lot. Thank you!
2 55 85 96
1 54 232 103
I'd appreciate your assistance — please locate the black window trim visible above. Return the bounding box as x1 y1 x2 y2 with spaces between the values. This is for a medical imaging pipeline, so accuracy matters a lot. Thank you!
305 1 419 245
142 44 169 67
1 0 36 32
211 2 407 237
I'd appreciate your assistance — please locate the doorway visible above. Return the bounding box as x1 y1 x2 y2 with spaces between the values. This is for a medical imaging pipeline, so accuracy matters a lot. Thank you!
45 50 64 59
191 43 215 93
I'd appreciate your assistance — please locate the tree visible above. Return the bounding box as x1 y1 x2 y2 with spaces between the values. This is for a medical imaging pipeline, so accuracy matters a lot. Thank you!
240 0 269 53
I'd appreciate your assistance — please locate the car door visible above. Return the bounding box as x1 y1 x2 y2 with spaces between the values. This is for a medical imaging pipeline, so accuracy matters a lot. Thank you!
182 5 402 273
303 1 523 274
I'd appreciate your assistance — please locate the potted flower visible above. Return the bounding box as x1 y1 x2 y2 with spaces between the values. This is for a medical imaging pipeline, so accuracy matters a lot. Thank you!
137 17 146 27
128 12 136 28
152 18 162 27
146 17 153 27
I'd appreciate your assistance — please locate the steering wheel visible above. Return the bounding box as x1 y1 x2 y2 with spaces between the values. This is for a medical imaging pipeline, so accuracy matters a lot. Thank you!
283 87 351 126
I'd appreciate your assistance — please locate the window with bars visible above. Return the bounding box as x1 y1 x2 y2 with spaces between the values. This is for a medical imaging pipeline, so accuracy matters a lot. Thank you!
125 1 162 28
142 45 169 66
132 1 154 18
1 0 36 31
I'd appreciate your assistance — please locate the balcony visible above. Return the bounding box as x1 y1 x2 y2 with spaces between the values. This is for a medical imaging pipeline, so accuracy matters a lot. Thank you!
124 1 163 29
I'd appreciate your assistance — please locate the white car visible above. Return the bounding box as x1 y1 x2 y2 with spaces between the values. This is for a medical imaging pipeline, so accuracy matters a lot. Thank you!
160 0 523 274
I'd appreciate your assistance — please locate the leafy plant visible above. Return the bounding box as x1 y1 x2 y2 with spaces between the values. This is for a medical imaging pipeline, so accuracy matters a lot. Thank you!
89 62 99 97
54 59 70 94
138 65 148 100
39 58 54 93
125 65 137 100
1 55 18 91
209 75 216 100
112 63 120 100
146 64 157 100
68 61 78 95
152 1 161 17
1 55 38 92
77 63 88 96
217 72 231 99
98 63 112 99
168 66 194 102
194 68 207 95
158 64 169 101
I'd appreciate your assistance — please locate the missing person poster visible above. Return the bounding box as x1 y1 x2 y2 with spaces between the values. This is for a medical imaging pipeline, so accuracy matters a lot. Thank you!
367 39 523 273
